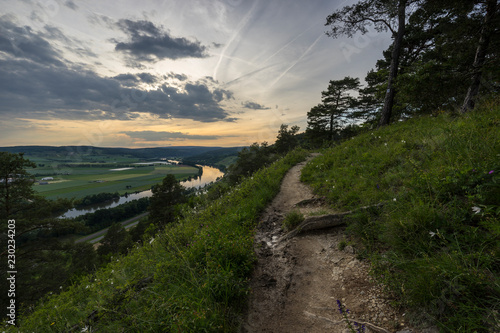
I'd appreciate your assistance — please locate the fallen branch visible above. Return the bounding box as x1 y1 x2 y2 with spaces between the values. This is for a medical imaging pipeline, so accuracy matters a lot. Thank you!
304 311 391 333
279 203 384 242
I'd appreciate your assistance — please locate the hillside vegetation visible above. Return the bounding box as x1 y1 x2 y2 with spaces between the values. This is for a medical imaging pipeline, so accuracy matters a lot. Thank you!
6 102 499 332
301 100 500 332
9 149 307 332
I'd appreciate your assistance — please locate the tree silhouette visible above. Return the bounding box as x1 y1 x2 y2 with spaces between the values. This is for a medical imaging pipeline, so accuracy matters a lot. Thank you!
306 76 360 143
326 0 422 126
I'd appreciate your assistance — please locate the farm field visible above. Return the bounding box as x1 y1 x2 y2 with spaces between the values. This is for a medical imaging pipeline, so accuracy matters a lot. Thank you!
32 164 200 199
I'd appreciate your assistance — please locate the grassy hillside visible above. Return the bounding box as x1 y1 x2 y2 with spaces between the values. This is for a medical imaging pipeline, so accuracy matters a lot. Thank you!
301 99 500 332
9 149 307 332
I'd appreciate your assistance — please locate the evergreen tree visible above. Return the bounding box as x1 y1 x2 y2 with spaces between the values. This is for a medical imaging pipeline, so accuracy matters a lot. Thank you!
306 76 360 144
226 142 277 184
461 0 500 112
0 152 36 217
97 223 133 258
0 152 81 311
325 0 423 126
274 124 300 154
148 174 186 227
360 0 500 117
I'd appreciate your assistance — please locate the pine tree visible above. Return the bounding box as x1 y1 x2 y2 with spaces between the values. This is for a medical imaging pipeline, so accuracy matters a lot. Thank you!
306 77 360 144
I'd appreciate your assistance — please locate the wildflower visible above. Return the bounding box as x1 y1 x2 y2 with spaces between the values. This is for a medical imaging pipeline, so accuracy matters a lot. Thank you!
149 238 155 244
336 300 343 314
472 206 481 214
489 170 494 174
401 140 406 143
384 143 388 146
429 231 436 237
393 198 397 202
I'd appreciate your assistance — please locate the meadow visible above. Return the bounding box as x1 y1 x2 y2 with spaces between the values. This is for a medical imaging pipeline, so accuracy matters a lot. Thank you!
26 158 199 200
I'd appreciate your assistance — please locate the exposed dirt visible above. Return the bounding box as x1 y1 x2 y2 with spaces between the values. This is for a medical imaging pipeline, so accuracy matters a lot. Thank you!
240 155 435 333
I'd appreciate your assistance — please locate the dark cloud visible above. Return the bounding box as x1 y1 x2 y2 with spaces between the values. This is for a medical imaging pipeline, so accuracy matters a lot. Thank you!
242 101 271 110
137 72 158 84
64 0 78 10
122 131 221 141
166 72 188 81
114 19 208 62
0 57 235 122
0 16 64 67
113 72 163 86
0 17 234 123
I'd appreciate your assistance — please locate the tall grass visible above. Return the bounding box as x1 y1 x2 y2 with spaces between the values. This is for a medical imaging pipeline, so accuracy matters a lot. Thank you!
9 149 308 332
301 99 500 332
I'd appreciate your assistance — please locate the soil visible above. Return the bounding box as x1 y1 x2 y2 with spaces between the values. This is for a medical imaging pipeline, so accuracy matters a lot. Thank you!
240 155 437 333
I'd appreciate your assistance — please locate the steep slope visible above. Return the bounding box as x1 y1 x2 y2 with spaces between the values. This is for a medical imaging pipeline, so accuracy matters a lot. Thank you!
242 156 425 333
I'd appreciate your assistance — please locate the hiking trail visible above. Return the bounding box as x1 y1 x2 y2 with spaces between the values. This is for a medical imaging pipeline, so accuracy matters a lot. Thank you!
241 154 437 333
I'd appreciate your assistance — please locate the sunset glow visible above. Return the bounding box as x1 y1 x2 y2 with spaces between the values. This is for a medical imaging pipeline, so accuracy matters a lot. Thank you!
0 0 391 148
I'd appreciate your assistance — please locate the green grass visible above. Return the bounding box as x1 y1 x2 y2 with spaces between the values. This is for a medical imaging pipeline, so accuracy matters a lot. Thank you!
10 149 308 332
301 99 500 332
282 210 305 231
32 165 199 199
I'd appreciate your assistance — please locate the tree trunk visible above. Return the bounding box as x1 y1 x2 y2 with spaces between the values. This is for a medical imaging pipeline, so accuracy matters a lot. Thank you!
461 0 497 113
378 0 406 127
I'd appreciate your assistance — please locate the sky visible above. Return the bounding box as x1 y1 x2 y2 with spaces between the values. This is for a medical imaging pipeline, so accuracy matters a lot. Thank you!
0 0 391 148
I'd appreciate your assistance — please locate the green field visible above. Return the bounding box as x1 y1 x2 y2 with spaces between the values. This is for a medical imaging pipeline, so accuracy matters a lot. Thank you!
32 164 199 199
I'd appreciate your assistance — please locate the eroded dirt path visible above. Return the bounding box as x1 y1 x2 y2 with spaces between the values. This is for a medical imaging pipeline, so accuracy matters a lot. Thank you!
240 155 423 333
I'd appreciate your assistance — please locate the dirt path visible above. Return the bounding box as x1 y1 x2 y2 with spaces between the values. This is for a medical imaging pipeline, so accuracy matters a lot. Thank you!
241 155 431 333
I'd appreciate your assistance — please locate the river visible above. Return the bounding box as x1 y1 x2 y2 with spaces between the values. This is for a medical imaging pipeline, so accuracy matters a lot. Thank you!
61 165 224 219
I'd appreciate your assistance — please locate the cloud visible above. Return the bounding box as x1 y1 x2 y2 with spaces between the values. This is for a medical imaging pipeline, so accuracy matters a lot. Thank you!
64 0 78 10
0 18 235 123
0 57 236 122
122 130 222 141
0 59 235 123
113 72 160 86
242 101 271 110
114 19 208 62
165 72 188 81
0 15 65 67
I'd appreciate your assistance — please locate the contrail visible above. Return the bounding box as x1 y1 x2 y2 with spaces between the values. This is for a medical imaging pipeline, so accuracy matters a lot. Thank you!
261 25 314 64
269 33 324 89
224 63 278 86
213 0 260 81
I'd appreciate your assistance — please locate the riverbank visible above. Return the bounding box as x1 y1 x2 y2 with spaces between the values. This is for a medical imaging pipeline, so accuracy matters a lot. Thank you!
61 164 224 218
